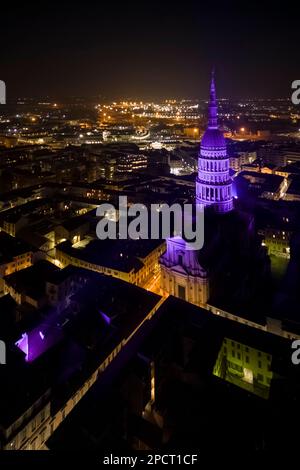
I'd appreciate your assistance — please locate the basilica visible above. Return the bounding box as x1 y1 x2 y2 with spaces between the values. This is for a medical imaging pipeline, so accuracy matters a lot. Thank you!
160 72 271 317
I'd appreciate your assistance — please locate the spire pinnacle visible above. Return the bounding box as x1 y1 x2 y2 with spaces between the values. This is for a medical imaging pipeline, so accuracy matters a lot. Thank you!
208 68 218 129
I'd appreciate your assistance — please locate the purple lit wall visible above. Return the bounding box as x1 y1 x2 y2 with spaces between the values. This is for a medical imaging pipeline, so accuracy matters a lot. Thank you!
15 325 63 362
196 71 233 213
15 333 29 361
232 180 238 199
99 310 111 325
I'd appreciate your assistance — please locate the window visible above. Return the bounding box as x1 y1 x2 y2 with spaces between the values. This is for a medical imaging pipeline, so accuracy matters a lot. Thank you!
232 350 235 358
257 373 264 382
20 428 27 442
258 360 262 368
245 356 249 363
40 428 46 443
178 285 186 301
31 438 37 450
237 352 241 360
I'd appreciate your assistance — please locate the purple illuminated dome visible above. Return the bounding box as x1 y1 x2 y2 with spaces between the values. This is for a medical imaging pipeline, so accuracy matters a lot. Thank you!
196 70 233 213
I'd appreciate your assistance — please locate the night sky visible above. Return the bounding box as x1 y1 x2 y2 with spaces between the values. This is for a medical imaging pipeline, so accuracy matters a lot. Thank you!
1 1 299 100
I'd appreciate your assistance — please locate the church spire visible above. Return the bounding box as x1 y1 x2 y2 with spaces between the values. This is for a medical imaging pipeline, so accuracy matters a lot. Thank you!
208 68 218 129
196 70 233 213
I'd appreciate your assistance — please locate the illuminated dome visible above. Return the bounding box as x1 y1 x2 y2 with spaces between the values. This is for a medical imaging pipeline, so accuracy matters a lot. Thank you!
201 128 225 148
196 70 233 214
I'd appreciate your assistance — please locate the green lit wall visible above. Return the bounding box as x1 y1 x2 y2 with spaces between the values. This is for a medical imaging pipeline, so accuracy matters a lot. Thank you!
213 337 273 399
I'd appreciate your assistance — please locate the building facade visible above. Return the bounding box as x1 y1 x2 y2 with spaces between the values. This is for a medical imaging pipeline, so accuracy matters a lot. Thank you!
160 236 209 306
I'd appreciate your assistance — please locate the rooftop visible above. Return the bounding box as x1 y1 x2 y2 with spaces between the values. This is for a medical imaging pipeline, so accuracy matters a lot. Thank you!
0 268 160 432
235 170 284 197
57 238 164 273
4 262 84 306
47 295 297 452
0 232 33 265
